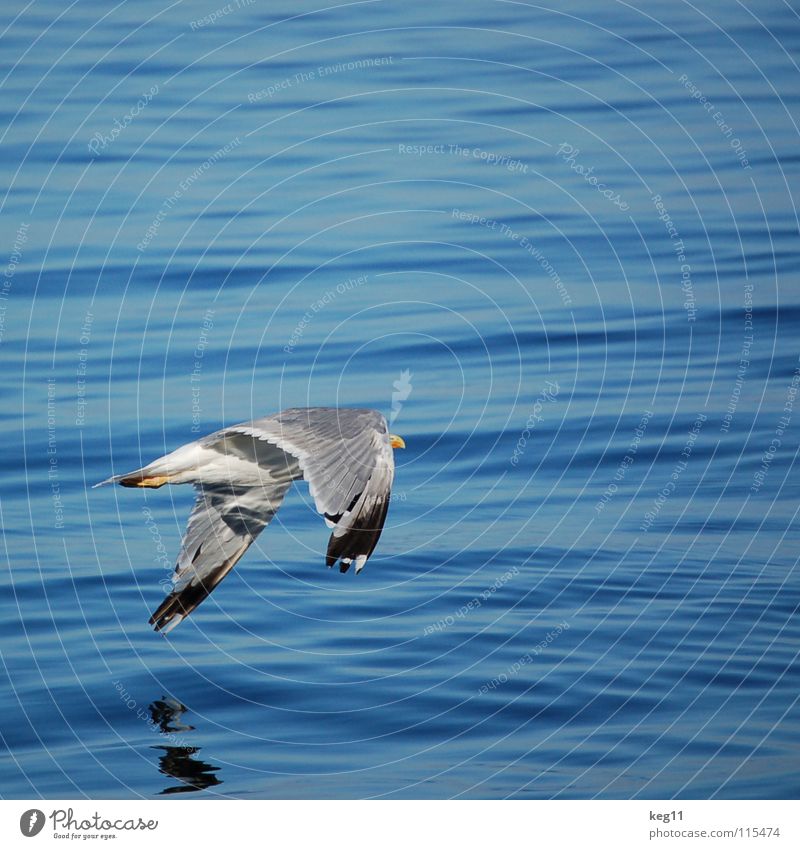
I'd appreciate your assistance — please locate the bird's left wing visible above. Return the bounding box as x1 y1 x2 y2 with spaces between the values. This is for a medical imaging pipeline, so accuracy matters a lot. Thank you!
149 481 291 633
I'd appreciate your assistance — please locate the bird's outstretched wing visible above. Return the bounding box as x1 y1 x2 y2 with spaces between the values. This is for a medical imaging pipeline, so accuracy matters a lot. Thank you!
224 407 395 574
103 408 395 632
149 481 292 633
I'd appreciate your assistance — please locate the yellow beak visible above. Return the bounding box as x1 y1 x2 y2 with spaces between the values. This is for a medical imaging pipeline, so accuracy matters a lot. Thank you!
389 434 406 449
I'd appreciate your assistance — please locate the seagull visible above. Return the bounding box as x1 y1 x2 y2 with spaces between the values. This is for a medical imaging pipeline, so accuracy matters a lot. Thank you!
97 407 405 633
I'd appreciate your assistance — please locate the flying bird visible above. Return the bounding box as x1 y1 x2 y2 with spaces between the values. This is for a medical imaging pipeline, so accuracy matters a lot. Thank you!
97 407 405 633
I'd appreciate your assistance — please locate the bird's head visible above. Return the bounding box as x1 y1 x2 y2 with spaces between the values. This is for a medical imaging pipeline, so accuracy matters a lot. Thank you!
389 434 406 449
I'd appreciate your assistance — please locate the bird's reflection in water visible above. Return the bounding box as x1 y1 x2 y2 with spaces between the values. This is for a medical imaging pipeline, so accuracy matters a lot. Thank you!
147 697 222 795
152 745 222 795
149 697 194 733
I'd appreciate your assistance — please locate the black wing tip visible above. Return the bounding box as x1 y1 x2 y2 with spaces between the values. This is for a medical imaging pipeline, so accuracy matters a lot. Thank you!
326 552 360 571
148 581 212 633
148 541 252 633
325 496 390 574
148 595 188 633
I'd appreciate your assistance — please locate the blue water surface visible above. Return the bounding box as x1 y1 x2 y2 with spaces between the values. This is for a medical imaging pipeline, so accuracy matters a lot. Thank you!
1 0 799 799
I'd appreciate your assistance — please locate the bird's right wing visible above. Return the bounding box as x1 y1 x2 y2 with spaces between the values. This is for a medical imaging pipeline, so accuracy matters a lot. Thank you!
224 408 395 574
149 481 291 633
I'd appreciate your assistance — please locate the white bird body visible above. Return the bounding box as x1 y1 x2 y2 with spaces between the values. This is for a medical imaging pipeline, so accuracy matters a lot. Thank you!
131 440 299 488
97 407 405 633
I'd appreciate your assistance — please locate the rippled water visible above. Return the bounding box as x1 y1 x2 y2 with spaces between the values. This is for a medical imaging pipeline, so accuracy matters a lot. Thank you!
2 1 799 799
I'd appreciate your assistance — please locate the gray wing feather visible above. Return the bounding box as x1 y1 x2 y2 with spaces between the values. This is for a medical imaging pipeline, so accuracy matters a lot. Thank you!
227 408 391 515
224 408 395 573
149 481 291 633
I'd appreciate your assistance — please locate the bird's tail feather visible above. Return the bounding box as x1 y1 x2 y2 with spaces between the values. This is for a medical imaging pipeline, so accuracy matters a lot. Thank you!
93 470 172 488
93 444 198 488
